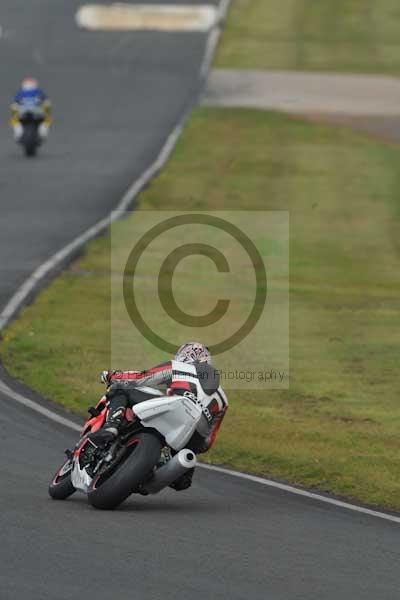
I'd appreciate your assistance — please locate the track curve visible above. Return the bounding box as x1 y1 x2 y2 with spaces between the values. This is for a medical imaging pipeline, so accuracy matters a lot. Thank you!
0 2 400 599
1 380 400 600
0 0 212 310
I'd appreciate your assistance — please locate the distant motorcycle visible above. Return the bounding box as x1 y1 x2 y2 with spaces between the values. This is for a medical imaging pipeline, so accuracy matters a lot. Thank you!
12 104 46 157
48 388 199 510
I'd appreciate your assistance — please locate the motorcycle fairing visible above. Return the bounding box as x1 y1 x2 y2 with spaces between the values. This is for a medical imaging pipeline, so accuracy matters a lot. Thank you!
71 440 94 492
71 462 92 493
80 396 108 436
133 395 203 451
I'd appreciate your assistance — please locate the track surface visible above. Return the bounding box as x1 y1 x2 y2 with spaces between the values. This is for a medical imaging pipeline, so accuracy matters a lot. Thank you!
0 0 212 310
0 3 400 600
1 387 400 600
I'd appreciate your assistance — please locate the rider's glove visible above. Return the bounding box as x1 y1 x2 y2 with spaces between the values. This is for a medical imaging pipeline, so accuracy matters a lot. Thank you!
100 371 120 385
100 370 120 384
100 370 111 385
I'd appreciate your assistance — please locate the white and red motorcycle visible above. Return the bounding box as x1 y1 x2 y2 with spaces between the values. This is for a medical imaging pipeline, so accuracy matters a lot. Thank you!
48 388 202 510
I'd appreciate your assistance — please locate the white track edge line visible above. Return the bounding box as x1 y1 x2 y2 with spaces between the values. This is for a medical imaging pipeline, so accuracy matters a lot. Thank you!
199 0 230 79
199 463 400 524
0 378 81 432
3 0 398 525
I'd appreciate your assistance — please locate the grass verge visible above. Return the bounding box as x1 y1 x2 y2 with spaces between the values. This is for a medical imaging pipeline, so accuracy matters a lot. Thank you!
216 0 400 74
2 108 400 509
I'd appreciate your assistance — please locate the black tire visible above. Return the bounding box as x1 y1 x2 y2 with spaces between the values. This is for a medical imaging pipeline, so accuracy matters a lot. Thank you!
49 459 76 500
87 432 162 510
24 143 37 157
22 124 38 157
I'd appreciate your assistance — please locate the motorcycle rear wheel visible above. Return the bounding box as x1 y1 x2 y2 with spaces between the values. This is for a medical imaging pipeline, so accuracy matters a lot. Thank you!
87 432 162 510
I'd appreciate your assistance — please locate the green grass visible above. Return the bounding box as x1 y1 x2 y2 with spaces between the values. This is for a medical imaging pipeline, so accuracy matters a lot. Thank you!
216 0 400 74
3 108 400 509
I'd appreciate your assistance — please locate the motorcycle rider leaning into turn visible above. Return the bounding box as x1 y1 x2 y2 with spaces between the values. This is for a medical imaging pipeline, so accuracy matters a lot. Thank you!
10 77 52 141
87 342 228 491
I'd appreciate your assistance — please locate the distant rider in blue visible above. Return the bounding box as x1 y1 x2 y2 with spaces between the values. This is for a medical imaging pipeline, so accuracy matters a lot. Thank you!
10 77 52 141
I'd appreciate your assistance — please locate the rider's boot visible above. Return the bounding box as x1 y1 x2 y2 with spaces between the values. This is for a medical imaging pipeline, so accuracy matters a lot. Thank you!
87 402 127 447
38 122 49 140
13 123 23 142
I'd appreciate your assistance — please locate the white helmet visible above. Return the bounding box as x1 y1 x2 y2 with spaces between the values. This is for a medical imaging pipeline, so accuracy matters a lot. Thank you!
175 342 211 365
21 77 39 91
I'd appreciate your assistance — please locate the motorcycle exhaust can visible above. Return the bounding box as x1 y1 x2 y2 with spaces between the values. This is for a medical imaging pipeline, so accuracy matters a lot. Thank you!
143 449 197 494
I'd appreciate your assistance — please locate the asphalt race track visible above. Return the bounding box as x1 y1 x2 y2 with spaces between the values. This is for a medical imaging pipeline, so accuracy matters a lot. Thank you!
0 2 400 600
0 0 213 310
1 381 400 600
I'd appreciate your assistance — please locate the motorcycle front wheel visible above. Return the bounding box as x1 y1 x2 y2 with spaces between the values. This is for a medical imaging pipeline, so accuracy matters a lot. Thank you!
87 432 162 510
48 459 76 500
22 123 38 157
